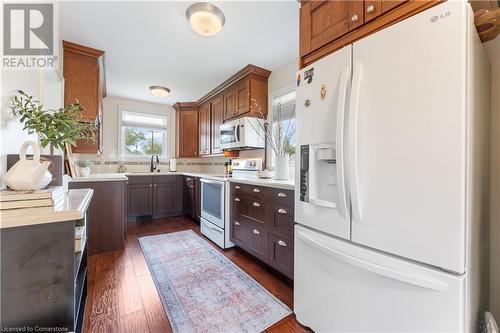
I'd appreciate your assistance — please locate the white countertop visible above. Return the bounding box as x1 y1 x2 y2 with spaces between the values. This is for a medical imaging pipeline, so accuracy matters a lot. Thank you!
0 189 94 229
70 173 128 182
70 172 294 190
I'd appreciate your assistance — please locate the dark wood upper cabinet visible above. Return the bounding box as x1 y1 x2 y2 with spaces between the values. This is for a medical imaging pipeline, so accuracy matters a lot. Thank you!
198 102 211 156
223 88 235 120
63 40 106 154
174 65 270 157
300 0 440 68
174 102 199 158
300 1 350 56
211 95 224 155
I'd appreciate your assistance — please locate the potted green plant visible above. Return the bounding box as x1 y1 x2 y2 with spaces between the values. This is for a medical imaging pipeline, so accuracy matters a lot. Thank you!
11 90 97 154
75 160 93 177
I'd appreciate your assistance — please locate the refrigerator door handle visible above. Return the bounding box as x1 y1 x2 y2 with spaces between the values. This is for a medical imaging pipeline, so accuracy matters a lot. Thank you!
297 229 448 292
336 65 350 220
348 62 363 222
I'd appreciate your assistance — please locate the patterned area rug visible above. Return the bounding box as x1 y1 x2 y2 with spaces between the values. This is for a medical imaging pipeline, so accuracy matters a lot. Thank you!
139 230 292 333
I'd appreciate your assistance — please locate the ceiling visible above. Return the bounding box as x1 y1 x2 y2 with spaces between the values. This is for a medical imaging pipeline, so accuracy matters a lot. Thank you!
59 1 299 106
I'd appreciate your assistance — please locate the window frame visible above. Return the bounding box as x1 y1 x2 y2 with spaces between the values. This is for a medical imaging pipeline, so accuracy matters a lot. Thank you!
117 107 169 160
267 84 296 169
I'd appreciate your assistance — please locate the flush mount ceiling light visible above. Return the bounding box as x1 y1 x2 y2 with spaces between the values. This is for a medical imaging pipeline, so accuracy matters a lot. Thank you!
186 2 225 37
149 86 171 97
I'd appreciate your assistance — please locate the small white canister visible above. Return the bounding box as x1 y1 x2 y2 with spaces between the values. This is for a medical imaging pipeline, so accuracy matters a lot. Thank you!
169 158 177 172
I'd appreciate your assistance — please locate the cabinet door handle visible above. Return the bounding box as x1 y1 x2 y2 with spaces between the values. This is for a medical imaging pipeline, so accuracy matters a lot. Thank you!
234 197 240 202
253 188 260 193
278 240 287 247
149 184 152 187
366 4 375 13
351 14 359 22
154 184 157 187
253 202 260 207
278 192 287 197
278 208 287 214
253 229 260 235
235 185 241 189
234 221 240 226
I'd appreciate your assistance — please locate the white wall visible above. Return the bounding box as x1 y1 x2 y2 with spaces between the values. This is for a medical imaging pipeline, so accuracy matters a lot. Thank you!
268 58 299 93
75 96 176 162
486 37 500 320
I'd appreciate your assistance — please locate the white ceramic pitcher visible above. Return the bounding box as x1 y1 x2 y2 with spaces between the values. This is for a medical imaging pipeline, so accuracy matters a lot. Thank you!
4 141 53 190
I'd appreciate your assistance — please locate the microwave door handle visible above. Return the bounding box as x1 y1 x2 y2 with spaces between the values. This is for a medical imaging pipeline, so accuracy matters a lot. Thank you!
235 125 241 144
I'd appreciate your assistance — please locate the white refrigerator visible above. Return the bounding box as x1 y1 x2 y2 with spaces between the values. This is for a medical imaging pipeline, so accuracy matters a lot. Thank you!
294 1 490 332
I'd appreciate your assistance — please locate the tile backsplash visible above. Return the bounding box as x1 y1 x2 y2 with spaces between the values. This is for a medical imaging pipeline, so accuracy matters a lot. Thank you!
86 158 229 174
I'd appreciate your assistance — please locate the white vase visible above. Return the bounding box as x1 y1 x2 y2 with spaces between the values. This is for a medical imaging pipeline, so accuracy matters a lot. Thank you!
274 155 289 180
79 167 91 177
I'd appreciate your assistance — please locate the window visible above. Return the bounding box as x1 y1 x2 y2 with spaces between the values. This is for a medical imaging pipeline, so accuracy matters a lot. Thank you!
268 87 296 168
118 109 168 159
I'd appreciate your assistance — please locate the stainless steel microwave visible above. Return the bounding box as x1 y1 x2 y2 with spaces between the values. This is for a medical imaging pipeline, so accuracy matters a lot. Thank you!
219 117 265 150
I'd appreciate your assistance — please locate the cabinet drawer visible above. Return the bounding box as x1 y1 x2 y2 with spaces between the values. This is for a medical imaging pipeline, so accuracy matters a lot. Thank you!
271 188 294 207
127 176 152 184
154 175 182 184
270 205 294 238
231 182 268 201
232 196 267 224
232 216 268 261
269 234 294 279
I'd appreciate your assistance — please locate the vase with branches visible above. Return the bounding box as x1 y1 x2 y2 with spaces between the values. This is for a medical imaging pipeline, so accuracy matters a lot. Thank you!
246 97 296 179
11 90 98 154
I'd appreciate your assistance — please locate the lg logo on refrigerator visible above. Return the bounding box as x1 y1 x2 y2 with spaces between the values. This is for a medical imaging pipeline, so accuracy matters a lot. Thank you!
3 3 53 56
430 11 451 23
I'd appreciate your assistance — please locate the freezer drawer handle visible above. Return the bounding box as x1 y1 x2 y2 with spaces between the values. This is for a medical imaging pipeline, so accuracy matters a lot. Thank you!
297 230 448 292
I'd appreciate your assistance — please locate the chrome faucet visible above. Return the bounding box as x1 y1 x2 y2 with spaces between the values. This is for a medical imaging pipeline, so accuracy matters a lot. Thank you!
150 155 159 172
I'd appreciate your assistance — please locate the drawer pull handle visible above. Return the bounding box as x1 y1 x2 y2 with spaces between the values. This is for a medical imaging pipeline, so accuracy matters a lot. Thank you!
351 14 359 22
253 229 260 235
278 208 287 214
253 202 260 207
278 192 287 197
234 197 240 202
278 240 287 247
234 221 240 226
235 185 241 189
366 4 375 13
253 188 260 193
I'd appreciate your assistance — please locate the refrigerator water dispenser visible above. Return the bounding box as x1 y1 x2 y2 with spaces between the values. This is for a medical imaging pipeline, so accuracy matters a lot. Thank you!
300 143 338 208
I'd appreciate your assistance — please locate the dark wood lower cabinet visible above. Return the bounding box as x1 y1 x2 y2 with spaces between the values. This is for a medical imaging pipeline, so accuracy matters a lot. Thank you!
69 180 126 255
127 175 184 222
127 183 152 218
184 176 195 219
230 182 295 279
153 177 183 219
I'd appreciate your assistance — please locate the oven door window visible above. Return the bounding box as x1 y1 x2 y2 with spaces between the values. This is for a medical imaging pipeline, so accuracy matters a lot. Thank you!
201 181 224 228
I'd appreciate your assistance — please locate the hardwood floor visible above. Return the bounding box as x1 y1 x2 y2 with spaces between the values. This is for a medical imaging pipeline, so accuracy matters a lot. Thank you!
83 216 312 333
